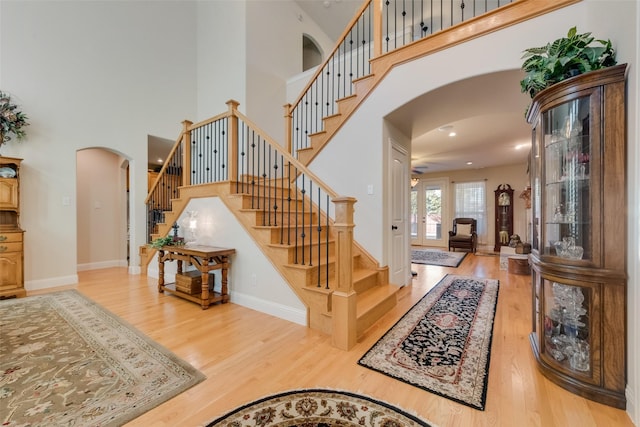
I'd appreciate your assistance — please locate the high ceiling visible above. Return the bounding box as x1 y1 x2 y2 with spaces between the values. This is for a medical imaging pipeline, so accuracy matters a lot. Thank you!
295 0 532 175
150 1 533 174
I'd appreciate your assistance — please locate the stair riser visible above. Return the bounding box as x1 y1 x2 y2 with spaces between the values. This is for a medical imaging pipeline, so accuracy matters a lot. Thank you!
356 293 397 337
242 210 319 226
285 261 336 287
353 272 379 294
230 195 312 211
252 226 330 245
268 242 335 265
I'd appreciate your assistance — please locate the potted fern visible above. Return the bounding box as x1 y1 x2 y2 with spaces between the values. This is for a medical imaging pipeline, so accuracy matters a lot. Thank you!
520 27 617 99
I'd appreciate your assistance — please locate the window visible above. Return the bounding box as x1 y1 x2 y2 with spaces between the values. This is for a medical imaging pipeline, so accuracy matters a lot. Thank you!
454 181 487 243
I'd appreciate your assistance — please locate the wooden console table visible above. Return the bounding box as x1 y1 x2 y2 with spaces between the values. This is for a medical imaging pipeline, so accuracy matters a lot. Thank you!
158 245 235 309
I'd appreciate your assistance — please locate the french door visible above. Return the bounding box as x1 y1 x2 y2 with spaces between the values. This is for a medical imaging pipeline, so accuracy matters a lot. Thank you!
411 178 448 247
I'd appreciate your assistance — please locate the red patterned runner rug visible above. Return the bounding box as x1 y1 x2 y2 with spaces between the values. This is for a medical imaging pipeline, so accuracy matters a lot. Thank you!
358 275 499 410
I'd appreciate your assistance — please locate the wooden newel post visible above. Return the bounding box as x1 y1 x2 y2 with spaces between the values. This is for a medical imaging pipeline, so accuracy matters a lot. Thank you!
331 196 357 350
227 99 240 181
283 103 293 155
373 0 382 58
181 120 193 187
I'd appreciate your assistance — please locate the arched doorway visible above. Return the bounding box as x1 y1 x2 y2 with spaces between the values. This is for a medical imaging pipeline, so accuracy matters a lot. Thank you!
76 148 130 271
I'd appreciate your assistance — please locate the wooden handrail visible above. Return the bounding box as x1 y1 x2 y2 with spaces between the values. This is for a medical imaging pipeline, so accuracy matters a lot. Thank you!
288 0 373 115
144 134 183 205
231 105 341 201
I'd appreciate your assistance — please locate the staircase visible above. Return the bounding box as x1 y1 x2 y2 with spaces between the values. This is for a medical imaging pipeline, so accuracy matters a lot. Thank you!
143 105 399 349
143 0 579 349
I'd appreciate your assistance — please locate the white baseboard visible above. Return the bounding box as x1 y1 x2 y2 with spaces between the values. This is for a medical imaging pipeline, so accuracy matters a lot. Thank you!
77 259 128 271
626 384 637 426
231 291 307 326
26 274 79 292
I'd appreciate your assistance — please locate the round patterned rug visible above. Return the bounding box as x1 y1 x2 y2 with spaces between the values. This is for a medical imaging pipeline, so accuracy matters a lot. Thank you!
205 389 433 426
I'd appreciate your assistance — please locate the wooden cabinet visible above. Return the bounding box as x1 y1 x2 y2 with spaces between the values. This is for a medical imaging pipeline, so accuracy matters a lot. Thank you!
0 156 25 298
494 183 514 251
527 64 627 409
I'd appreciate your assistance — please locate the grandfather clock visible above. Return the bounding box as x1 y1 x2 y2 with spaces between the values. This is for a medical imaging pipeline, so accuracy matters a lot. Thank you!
494 183 513 252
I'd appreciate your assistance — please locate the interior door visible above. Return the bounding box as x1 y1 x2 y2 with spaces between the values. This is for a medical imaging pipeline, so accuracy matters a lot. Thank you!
390 143 409 286
411 178 448 247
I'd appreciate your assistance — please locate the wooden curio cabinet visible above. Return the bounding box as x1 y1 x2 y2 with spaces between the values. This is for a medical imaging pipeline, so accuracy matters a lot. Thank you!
494 183 514 251
0 156 25 298
527 64 627 409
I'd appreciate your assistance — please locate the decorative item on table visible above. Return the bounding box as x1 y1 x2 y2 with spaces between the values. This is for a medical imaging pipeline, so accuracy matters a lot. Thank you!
181 210 198 243
149 234 185 249
0 91 29 151
508 234 521 248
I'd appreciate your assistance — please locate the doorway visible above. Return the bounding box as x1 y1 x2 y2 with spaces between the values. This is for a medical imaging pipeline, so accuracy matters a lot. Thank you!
76 148 130 271
411 178 448 247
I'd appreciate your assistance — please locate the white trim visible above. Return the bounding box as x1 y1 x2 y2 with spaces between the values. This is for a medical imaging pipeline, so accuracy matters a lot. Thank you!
26 275 79 291
77 259 128 271
230 291 307 326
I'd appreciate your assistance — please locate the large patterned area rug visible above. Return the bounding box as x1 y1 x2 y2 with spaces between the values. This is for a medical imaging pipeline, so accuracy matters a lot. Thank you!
206 389 433 426
358 275 499 411
411 248 467 267
0 290 205 426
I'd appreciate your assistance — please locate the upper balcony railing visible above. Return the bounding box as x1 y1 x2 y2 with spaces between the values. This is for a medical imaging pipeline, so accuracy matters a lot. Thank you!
284 0 580 158
285 0 517 157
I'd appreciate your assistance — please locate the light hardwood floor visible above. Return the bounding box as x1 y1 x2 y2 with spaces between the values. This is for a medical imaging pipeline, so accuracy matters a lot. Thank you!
31 253 634 426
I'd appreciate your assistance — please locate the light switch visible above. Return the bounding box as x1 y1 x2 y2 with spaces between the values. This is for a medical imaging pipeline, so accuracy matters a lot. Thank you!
62 196 70 206
367 185 374 195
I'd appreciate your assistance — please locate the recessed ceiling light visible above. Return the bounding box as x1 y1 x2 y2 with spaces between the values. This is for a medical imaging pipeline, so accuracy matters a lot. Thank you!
466 161 473 165
448 131 456 137
157 158 164 163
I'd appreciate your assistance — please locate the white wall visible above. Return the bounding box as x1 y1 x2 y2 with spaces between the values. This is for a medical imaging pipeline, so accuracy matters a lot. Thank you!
0 0 198 287
146 197 307 326
196 0 247 120
245 0 335 143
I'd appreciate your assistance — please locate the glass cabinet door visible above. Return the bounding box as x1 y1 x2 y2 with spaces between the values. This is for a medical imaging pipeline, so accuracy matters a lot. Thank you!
542 96 591 262
531 125 541 253
542 279 592 375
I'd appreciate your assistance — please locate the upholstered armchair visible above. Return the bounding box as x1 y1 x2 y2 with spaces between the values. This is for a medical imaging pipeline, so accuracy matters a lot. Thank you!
448 218 477 253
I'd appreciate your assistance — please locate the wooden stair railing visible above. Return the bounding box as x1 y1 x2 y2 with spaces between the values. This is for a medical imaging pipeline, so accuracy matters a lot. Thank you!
285 0 580 166
143 100 396 350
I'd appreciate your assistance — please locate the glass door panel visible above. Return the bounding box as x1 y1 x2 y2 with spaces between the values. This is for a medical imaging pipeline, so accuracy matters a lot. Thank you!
542 279 592 375
542 97 591 262
411 179 447 246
